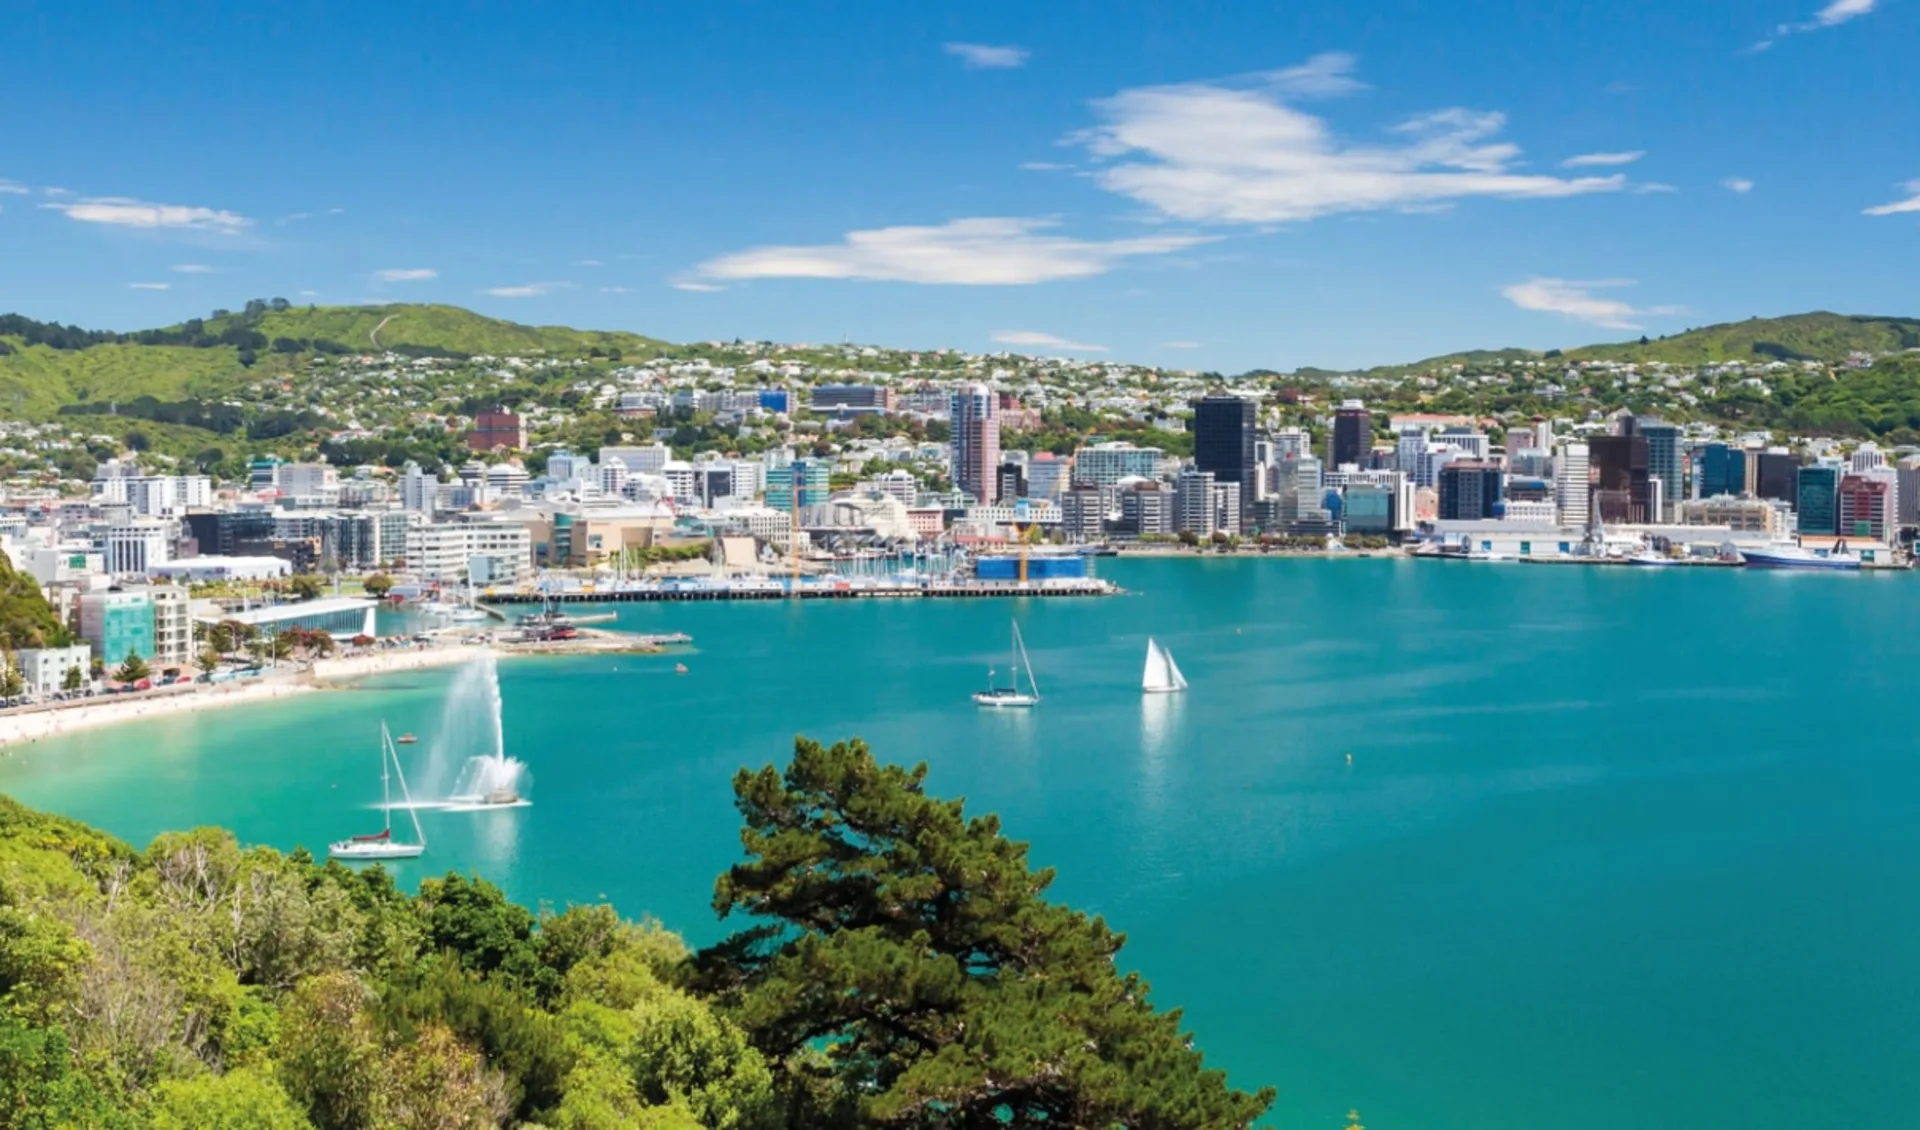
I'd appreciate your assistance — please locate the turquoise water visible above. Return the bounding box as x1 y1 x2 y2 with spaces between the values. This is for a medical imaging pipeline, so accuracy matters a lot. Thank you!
4 558 1917 1129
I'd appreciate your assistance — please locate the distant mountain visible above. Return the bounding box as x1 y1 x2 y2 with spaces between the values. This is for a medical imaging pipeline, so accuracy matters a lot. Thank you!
202 302 668 358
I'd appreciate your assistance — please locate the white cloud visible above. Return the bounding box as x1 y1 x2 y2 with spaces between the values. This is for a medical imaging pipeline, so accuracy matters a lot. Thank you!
1163 340 1202 349
42 196 251 234
944 42 1028 69
1864 180 1920 216
375 268 437 281
1019 161 1074 172
672 281 726 292
1561 150 1644 168
170 263 214 273
1631 182 1679 194
299 290 320 297
1751 0 1877 49
128 282 171 290
698 216 1211 286
0 179 26 195
1501 277 1684 331
1722 177 1755 193
1261 52 1367 98
992 330 1108 353
1070 61 1625 225
483 281 569 297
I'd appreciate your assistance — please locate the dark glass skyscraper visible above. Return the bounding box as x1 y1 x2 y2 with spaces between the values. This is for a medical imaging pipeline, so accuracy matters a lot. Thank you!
1331 400 1372 469
1191 394 1257 530
1797 464 1839 535
1589 418 1651 523
1696 443 1747 499
1755 452 1799 504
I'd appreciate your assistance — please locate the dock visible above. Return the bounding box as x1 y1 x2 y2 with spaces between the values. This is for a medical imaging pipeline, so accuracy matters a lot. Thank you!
483 578 1119 603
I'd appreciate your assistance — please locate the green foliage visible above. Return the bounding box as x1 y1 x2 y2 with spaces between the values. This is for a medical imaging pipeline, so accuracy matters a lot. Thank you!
701 736 1273 1128
377 959 571 1121
286 575 325 601
1567 311 1920 365
146 1066 312 1130
0 1018 131 1129
0 553 72 653
111 652 149 685
360 574 393 599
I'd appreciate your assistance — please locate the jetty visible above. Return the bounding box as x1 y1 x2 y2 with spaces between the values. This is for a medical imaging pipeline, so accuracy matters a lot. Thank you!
483 577 1118 604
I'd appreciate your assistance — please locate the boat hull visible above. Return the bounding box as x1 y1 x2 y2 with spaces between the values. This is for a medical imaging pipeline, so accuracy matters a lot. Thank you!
1142 686 1185 695
328 842 425 860
972 692 1038 708
1741 550 1861 571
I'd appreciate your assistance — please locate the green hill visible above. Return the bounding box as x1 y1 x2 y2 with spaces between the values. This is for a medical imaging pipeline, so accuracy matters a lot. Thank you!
203 302 668 358
1567 312 1920 365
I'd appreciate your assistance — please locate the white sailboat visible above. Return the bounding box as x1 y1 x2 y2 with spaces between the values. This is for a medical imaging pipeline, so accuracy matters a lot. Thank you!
973 621 1041 707
447 579 490 623
1142 637 1188 694
329 723 427 860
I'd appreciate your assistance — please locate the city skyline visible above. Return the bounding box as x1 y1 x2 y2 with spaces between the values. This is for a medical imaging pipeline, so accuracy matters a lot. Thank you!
2 2 1917 371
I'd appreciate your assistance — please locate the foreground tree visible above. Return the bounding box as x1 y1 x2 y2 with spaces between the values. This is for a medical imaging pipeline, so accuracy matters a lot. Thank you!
700 737 1273 1129
112 650 149 684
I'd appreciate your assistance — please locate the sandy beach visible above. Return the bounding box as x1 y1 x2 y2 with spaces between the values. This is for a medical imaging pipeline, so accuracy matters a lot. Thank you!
0 644 493 749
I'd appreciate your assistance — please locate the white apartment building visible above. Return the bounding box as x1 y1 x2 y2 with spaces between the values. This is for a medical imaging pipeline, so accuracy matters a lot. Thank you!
129 584 194 670
406 522 534 585
1555 443 1591 529
401 462 437 512
599 444 670 474
275 462 339 502
103 518 173 575
17 645 92 696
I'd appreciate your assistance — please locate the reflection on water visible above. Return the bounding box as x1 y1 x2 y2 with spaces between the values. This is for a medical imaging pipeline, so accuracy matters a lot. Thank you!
1139 692 1183 814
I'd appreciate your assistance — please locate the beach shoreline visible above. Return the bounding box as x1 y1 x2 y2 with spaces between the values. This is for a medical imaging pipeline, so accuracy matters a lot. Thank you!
0 644 492 750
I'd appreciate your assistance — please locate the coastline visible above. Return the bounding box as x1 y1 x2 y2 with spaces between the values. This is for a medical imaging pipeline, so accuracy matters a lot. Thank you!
0 644 492 750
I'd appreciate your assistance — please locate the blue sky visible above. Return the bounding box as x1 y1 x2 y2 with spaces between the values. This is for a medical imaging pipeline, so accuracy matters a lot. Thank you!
2 0 1915 370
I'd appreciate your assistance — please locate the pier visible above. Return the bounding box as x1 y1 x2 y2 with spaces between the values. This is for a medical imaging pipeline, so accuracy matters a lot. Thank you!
483 578 1118 604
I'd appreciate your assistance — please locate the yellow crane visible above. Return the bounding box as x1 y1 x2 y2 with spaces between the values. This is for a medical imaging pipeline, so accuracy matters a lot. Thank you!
1013 520 1045 585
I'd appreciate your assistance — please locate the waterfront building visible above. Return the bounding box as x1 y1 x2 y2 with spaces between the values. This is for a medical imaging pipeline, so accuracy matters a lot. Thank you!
468 407 527 452
1837 474 1895 544
766 459 830 512
148 556 292 583
996 461 1027 502
78 590 156 667
949 384 1001 505
1343 484 1393 534
1117 479 1175 537
120 584 192 670
1500 500 1557 523
199 597 378 641
1678 496 1787 535
1639 420 1683 521
16 645 91 696
1058 484 1107 543
1174 468 1241 536
1070 442 1164 487
183 510 276 556
1437 461 1505 521
1590 420 1651 524
1554 442 1591 528
1898 456 1920 530
1191 394 1257 531
1331 400 1372 470
1026 452 1069 502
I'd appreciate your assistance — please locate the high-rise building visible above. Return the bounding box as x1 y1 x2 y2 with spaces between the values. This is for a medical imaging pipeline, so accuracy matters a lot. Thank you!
1694 443 1747 500
1026 453 1069 502
1754 452 1799 504
1436 426 1490 461
995 462 1027 503
1803 464 1843 528
949 384 1001 505
1437 461 1504 520
103 519 173 575
1069 442 1162 487
1191 394 1257 531
1837 474 1894 544
767 459 830 513
468 408 527 452
1331 400 1372 469
1118 480 1174 537
1638 421 1682 521
1590 419 1651 524
78 591 156 668
1059 484 1107 543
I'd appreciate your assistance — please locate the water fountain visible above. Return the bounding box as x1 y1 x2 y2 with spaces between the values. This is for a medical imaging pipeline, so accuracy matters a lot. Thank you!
417 653 530 808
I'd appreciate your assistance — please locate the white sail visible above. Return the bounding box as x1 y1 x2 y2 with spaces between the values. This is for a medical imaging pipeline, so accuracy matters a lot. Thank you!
1143 639 1187 694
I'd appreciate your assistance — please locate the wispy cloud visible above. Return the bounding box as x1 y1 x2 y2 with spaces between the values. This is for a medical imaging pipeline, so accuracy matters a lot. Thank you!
671 281 726 293
1261 52 1368 98
697 217 1212 286
375 268 437 282
1631 182 1679 194
944 42 1028 70
1019 161 1075 172
299 290 320 297
992 330 1108 354
1163 340 1202 349
42 196 251 234
1502 277 1685 331
1070 58 1624 225
1722 177 1755 194
1750 0 1877 50
576 258 604 267
483 281 570 297
1864 180 1920 216
0 179 26 196
1561 150 1644 168
279 212 312 225
128 282 171 291
170 263 214 273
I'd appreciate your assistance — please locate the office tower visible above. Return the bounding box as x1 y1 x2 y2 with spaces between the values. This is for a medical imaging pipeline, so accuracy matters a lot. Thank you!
1331 400 1372 469
1436 426 1490 460
949 384 1001 504
1555 442 1591 528
1437 461 1505 521
1837 475 1894 544
1192 394 1258 531
1637 421 1682 520
1694 443 1747 500
1796 464 1839 535
1753 451 1799 504
1270 427 1310 461
995 462 1027 502
1590 418 1651 524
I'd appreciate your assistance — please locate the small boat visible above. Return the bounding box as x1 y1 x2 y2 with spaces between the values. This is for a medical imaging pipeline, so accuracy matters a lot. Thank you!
1625 551 1676 567
1142 637 1188 695
330 723 426 861
674 663 689 674
973 621 1040 708
395 733 419 745
1740 544 1863 571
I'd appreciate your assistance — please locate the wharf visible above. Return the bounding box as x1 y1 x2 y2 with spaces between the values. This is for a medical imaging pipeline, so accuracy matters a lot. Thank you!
484 579 1118 603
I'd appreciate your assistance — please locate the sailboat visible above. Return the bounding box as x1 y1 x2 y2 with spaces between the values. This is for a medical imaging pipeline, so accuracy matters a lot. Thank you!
1142 637 1188 694
973 621 1040 707
329 723 427 860
448 580 490 623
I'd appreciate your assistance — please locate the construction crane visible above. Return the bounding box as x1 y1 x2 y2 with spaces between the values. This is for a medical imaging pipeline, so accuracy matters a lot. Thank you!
1013 520 1045 585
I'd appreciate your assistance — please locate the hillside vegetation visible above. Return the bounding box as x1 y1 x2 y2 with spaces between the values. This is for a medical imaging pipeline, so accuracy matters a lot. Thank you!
1567 311 1920 365
203 303 668 359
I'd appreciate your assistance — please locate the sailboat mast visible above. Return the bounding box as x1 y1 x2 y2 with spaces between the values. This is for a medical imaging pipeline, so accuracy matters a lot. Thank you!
385 724 427 848
1013 621 1039 696
379 724 393 833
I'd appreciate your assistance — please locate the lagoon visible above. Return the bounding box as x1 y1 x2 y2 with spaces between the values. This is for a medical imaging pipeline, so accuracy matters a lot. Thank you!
3 557 1916 1129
